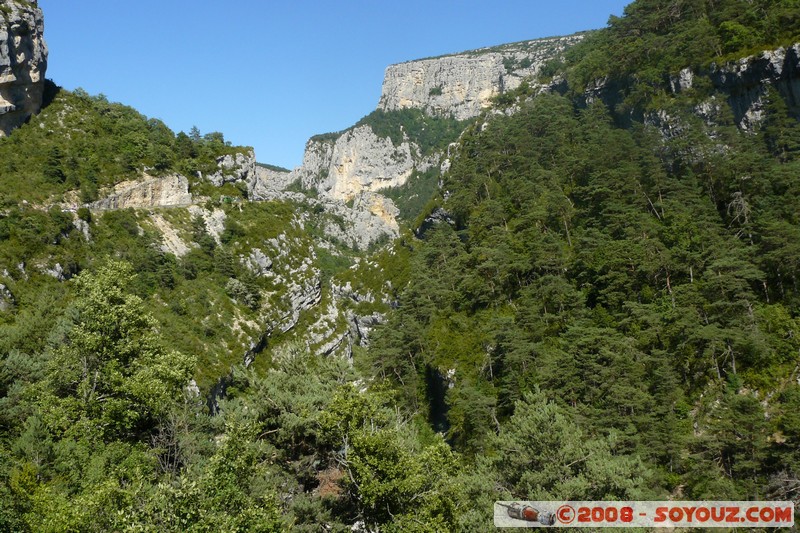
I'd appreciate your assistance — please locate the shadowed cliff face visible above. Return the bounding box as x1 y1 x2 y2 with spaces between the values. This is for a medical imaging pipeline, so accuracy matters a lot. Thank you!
0 0 47 136
709 44 800 130
585 43 800 133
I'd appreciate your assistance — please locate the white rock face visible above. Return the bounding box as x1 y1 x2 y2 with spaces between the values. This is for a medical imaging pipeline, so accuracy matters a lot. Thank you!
0 0 47 136
0 283 14 311
255 126 410 249
250 131 404 249
41 262 66 281
302 297 349 357
187 205 226 244
207 150 258 190
149 213 191 257
352 191 400 234
262 233 322 334
73 216 91 242
669 68 694 93
293 136 334 189
241 248 273 276
378 35 584 120
309 192 401 249
251 165 295 199
293 125 416 201
91 173 193 210
270 35 583 249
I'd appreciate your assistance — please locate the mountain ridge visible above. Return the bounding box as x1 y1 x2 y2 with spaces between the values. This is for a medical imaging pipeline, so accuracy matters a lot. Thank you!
387 31 590 66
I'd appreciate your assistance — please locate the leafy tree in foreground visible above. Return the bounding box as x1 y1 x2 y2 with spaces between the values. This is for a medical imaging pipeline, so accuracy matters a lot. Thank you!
39 261 196 443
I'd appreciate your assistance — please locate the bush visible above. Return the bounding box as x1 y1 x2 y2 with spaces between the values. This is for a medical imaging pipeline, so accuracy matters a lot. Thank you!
225 278 260 310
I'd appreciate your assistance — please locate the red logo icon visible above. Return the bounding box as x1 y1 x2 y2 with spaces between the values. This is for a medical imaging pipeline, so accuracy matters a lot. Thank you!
558 505 576 524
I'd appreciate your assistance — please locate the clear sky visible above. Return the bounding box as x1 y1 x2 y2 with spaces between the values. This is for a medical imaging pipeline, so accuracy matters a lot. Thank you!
38 1 631 170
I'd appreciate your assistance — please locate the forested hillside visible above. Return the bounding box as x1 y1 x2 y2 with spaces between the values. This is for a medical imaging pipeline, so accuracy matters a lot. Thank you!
1 0 799 531
568 0 800 90
0 85 244 206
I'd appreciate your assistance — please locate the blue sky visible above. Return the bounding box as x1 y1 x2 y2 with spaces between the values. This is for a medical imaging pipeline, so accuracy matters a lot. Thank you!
39 1 630 169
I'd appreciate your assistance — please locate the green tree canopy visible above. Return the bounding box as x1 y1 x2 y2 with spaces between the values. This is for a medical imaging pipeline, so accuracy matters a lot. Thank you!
39 261 196 442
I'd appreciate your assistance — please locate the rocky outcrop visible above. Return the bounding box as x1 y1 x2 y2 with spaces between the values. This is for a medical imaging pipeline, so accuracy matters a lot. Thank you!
348 311 384 348
206 150 260 194
303 298 351 357
0 0 47 136
253 122 418 249
664 44 800 129
277 263 322 333
149 213 191 257
241 248 272 277
321 192 400 248
251 165 295 199
415 206 455 238
586 43 800 141
73 216 91 242
639 43 800 135
265 36 583 251
707 43 800 131
0 283 14 311
354 192 399 232
41 262 66 281
379 35 584 120
669 68 695 94
292 137 334 190
293 126 418 201
249 188 399 250
254 231 323 334
187 205 226 243
269 35 584 249
329 273 394 355
91 173 193 210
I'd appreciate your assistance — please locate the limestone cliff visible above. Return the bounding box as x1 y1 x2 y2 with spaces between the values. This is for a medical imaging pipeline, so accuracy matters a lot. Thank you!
0 0 47 136
206 150 258 189
90 173 193 210
378 35 584 120
252 165 296 198
707 43 800 131
292 125 419 201
588 43 800 135
268 34 584 248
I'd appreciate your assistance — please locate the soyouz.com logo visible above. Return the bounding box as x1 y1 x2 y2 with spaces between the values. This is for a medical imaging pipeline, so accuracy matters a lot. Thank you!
494 501 795 528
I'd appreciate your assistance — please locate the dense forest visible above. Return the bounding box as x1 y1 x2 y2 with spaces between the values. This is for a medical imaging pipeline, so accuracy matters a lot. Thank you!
1 0 800 531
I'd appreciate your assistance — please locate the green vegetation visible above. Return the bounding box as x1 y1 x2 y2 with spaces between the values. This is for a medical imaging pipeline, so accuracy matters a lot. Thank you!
502 56 534 74
283 177 319 198
380 167 442 222
256 162 291 173
565 0 800 97
309 108 469 158
407 34 586 64
1 0 800 529
367 76 800 506
355 108 468 155
0 84 243 205
309 131 342 144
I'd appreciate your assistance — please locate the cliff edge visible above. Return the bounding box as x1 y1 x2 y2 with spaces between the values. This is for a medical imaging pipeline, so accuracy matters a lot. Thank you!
0 0 47 136
378 35 584 120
